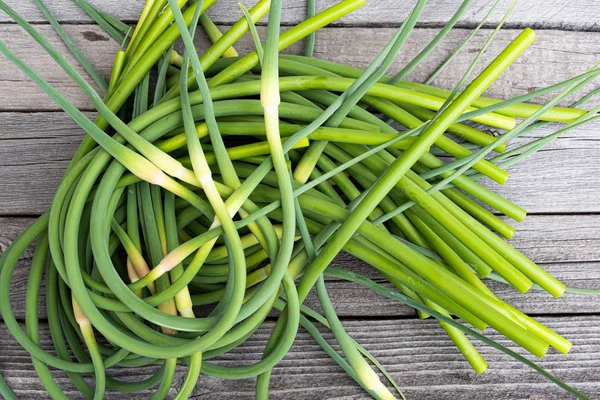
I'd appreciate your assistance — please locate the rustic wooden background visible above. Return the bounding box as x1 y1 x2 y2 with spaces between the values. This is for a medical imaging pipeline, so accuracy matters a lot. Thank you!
1 0 600 398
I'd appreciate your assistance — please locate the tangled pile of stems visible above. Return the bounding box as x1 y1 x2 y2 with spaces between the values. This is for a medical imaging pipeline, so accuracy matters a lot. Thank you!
0 0 599 398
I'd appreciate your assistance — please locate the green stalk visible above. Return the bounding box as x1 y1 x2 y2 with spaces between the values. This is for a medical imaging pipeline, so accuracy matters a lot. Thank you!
305 0 317 56
239 3 264 63
74 0 125 42
199 14 239 57
72 297 105 400
317 276 397 399
398 81 586 123
253 0 298 394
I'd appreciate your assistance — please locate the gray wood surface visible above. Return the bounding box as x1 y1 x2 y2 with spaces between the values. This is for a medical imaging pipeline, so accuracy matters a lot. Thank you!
2 317 600 399
1 0 600 399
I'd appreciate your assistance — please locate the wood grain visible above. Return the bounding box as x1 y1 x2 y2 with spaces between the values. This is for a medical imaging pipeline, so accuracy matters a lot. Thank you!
0 25 117 111
3 0 600 31
1 317 599 399
0 112 93 215
2 24 600 110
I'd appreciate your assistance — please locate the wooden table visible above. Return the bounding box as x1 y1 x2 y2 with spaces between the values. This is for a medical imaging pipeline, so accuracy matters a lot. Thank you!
1 0 600 398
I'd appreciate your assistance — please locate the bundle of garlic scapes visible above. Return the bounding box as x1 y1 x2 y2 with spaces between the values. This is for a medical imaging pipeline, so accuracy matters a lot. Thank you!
0 0 598 399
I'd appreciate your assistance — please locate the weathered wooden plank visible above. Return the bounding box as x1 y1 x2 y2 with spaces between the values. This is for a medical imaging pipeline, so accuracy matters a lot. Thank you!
0 322 184 399
0 112 92 215
1 111 599 215
3 215 600 319
3 0 600 31
486 123 600 215
0 112 94 214
2 25 600 110
1 316 600 399
0 25 118 110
